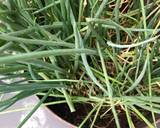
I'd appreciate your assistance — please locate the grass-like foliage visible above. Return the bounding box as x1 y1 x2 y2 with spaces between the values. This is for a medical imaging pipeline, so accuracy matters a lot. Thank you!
0 0 160 127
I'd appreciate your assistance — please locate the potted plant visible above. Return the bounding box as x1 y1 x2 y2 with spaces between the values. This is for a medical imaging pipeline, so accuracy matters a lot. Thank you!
0 0 160 127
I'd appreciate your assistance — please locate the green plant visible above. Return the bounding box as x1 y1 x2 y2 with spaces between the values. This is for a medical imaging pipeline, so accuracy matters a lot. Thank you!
0 0 160 127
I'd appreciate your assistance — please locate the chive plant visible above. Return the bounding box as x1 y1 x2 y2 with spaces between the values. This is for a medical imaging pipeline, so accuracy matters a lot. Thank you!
0 0 160 128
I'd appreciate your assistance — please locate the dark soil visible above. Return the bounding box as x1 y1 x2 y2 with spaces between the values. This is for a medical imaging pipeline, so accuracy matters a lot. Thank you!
37 94 159 128
48 103 92 127
45 98 156 128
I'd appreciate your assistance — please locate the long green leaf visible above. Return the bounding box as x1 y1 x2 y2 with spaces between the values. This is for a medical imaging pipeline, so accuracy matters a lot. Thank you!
0 49 97 64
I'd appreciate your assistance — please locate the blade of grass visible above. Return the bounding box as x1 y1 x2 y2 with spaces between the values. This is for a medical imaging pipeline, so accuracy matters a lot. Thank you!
0 34 74 48
19 59 65 73
79 103 99 128
114 0 121 52
0 48 97 64
140 0 157 126
124 54 148 93
131 106 154 128
107 36 159 48
49 56 75 112
0 83 64 93
96 41 120 128
0 42 13 53
90 100 103 128
124 105 135 128
95 0 108 18
66 0 108 94
32 1 60 14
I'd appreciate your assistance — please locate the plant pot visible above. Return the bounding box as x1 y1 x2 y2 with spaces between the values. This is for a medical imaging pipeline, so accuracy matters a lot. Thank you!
0 78 76 128
0 93 76 128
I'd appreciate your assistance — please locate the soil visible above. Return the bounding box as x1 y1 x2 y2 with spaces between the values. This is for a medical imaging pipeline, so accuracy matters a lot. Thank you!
45 98 156 128
37 88 160 128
